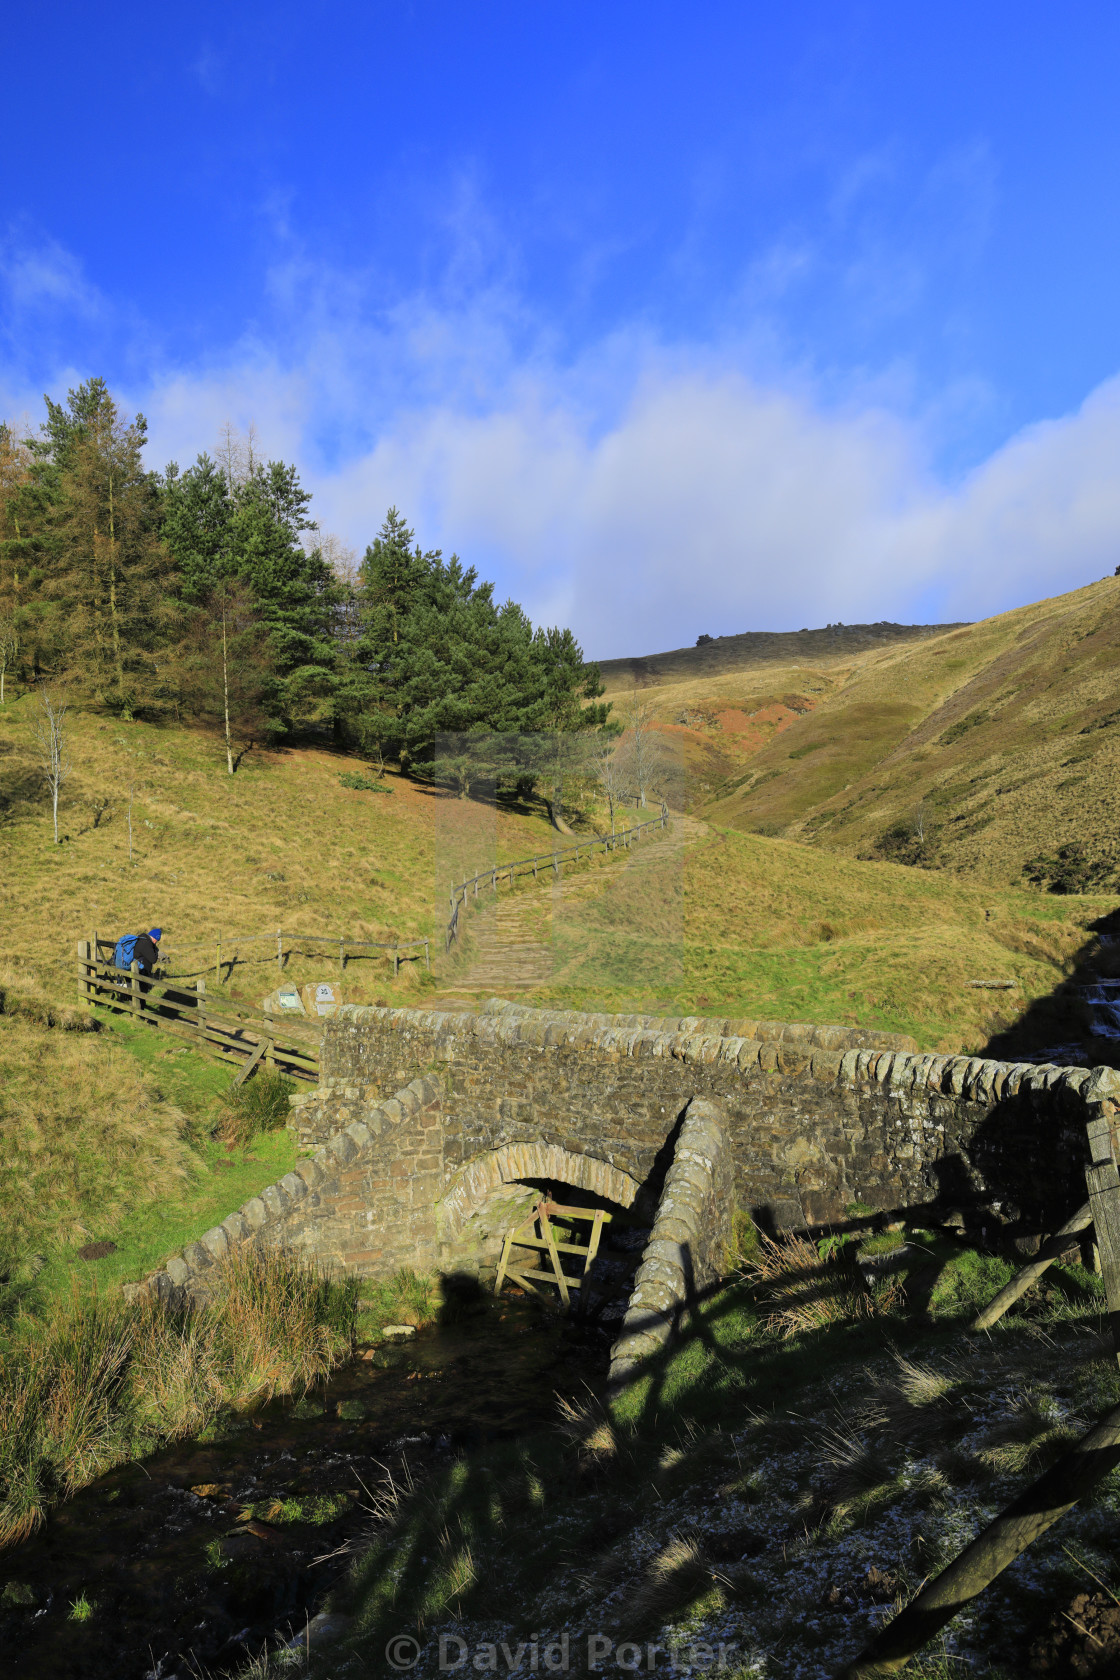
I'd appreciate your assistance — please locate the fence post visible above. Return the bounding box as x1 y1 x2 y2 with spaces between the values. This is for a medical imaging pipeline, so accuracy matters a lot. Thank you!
78 940 93 1009
393 948 399 978
424 939 430 972
339 935 345 974
130 959 141 1019
196 976 207 1039
216 933 222 984
277 926 283 972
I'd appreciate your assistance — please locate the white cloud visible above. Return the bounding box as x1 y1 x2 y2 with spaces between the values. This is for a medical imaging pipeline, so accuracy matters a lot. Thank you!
7 236 1120 660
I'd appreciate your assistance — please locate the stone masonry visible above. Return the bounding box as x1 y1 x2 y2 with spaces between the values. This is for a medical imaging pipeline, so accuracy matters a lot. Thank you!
608 1096 734 1386
136 998 1120 1365
288 997 1115 1237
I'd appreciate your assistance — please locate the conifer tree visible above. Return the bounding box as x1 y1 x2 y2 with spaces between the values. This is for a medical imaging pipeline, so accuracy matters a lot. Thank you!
161 441 339 727
45 384 172 712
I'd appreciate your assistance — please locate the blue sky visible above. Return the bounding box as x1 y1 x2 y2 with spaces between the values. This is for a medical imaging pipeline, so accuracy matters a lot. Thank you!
4 2 1120 656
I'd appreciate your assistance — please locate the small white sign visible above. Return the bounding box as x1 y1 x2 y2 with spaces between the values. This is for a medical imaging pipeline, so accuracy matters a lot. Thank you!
278 990 301 1010
315 983 336 1002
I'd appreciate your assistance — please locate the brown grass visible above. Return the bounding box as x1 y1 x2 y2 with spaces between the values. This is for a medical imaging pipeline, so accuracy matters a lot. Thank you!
0 693 560 1013
0 1244 356 1547
743 1232 904 1338
0 983 199 1252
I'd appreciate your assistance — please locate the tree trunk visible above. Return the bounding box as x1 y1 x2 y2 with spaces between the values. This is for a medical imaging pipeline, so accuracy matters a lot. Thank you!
107 473 125 703
222 604 234 775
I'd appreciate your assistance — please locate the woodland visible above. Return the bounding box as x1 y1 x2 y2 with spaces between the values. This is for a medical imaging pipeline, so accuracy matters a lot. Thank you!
0 380 610 778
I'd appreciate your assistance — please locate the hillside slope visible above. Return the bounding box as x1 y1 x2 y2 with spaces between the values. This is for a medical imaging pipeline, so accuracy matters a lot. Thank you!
598 618 967 690
704 575 1120 887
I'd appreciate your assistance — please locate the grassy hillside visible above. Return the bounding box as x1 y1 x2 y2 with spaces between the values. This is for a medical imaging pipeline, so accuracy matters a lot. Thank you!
598 617 966 690
601 576 1120 893
0 692 560 1006
0 698 560 1292
465 819 1108 1053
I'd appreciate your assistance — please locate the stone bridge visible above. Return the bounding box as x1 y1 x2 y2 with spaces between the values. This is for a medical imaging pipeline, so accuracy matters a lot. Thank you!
144 998 1120 1353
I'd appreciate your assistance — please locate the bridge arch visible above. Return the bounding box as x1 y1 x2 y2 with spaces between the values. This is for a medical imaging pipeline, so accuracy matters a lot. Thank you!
438 1142 640 1239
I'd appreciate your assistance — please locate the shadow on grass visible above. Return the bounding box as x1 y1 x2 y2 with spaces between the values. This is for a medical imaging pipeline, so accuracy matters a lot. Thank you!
329 1236 1031 1673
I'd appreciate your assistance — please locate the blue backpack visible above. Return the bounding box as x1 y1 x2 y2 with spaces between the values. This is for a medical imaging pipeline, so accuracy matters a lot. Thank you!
113 934 139 970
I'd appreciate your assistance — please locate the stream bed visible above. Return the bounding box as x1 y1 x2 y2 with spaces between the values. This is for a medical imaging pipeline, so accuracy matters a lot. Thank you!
0 1294 608 1680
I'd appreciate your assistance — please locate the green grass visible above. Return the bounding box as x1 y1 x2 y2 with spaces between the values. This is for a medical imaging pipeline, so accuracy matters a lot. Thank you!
0 995 299 1306
34 1126 298 1303
356 1268 441 1336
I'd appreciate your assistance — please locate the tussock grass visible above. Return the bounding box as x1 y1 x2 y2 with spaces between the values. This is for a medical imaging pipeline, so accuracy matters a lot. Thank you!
0 1245 356 1548
743 1231 904 1337
357 1268 441 1336
214 1067 296 1149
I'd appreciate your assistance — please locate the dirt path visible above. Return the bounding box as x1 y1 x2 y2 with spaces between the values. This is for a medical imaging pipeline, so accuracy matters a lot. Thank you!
437 814 706 1001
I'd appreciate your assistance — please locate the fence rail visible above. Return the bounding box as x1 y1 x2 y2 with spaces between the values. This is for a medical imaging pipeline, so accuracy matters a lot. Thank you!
444 802 669 951
89 928 430 986
77 942 321 1082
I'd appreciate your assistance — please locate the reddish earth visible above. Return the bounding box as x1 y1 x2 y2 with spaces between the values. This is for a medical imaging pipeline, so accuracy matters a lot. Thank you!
1031 1591 1120 1676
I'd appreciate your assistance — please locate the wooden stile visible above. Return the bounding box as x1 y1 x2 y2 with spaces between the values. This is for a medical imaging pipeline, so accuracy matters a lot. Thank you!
495 1200 611 1304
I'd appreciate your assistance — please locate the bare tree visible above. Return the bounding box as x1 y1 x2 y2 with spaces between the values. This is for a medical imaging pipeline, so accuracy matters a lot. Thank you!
216 419 259 489
589 730 624 835
32 685 71 844
0 614 17 703
625 696 660 809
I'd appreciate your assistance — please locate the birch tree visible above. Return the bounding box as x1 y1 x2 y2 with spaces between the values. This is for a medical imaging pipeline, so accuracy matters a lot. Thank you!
32 685 70 843
625 696 661 809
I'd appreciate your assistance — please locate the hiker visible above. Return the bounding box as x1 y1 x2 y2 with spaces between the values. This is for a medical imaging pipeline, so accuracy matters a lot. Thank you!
112 926 162 984
133 927 162 977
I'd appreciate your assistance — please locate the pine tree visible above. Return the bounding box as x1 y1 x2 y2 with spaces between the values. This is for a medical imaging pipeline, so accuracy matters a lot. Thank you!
161 444 339 727
40 383 172 711
0 420 58 679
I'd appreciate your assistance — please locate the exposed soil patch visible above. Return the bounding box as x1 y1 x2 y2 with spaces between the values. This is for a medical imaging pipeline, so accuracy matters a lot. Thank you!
1032 1589 1120 1676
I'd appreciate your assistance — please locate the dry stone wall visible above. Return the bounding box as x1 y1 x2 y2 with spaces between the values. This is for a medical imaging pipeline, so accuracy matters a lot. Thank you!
609 1096 734 1385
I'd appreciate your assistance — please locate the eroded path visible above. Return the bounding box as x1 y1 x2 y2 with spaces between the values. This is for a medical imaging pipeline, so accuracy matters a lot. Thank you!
439 815 706 1001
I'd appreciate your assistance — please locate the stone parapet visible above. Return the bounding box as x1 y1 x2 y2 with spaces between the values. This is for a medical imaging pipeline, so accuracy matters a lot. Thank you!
126 1075 444 1306
307 998 1116 1234
608 1097 734 1385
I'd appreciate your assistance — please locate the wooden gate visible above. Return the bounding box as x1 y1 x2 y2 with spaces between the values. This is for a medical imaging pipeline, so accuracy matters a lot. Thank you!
494 1199 611 1307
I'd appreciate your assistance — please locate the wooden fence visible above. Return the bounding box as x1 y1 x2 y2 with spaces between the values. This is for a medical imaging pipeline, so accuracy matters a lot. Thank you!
445 802 670 951
88 928 430 986
843 1103 1120 1677
77 942 320 1083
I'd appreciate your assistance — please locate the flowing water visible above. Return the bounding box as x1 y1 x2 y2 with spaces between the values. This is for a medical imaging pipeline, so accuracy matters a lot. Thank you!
0 1294 609 1680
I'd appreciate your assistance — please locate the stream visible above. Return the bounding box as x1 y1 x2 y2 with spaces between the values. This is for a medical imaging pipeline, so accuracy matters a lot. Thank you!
0 1293 609 1680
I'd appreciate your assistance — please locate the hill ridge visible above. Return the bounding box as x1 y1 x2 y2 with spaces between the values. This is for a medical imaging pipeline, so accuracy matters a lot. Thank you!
597 618 970 687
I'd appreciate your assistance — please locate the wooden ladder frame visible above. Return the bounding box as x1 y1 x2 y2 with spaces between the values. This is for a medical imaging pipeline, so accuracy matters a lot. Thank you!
494 1200 611 1307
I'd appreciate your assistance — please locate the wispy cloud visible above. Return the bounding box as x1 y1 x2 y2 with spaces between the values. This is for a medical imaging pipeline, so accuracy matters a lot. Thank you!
4 230 1119 660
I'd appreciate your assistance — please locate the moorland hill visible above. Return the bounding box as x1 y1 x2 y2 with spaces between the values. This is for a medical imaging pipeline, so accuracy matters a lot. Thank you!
602 576 1120 891
598 616 967 689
